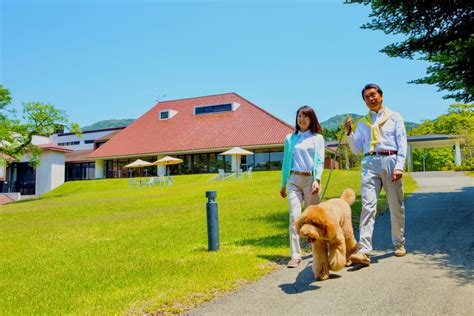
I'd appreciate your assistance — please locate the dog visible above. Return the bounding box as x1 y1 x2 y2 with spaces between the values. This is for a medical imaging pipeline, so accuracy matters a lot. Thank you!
294 188 357 281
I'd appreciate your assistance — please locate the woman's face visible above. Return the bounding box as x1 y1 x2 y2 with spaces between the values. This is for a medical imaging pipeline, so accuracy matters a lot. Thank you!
297 111 310 132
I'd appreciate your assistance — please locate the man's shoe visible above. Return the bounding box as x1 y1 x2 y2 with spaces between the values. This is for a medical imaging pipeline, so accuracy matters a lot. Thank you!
287 258 302 268
349 252 371 266
394 244 406 257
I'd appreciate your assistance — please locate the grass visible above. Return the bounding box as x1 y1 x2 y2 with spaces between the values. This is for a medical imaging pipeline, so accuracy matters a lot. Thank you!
0 170 416 314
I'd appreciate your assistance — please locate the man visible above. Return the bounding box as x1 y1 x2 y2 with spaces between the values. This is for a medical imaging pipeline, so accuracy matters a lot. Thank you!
345 83 407 266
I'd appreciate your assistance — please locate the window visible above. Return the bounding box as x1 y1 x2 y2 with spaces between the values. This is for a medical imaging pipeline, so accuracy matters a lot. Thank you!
160 111 169 119
254 150 270 171
84 139 94 144
159 109 177 120
58 141 80 146
194 102 239 115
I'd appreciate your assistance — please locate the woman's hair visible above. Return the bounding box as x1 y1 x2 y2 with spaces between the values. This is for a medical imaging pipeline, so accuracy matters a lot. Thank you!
294 105 323 134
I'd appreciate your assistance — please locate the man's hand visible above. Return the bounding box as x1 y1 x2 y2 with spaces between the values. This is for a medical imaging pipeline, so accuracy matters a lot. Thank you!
345 117 352 135
392 169 403 182
280 186 287 198
311 180 320 195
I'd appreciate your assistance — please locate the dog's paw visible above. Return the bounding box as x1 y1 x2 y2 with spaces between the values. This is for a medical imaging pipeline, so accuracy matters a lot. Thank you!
317 273 330 281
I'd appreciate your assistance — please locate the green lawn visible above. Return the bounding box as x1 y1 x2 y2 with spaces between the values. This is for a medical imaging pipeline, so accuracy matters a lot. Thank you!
0 170 416 314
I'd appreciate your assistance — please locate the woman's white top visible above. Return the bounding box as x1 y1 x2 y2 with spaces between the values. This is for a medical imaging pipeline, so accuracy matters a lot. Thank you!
292 130 324 174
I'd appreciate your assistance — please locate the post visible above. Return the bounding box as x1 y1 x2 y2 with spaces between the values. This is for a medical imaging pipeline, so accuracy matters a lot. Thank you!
455 140 462 166
206 190 219 251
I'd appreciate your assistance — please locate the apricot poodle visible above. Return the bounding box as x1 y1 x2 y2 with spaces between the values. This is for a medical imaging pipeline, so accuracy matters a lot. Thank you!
294 188 357 281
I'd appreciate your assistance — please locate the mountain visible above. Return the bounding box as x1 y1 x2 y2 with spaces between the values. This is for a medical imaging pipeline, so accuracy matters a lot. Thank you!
321 114 419 131
321 113 363 131
82 119 135 131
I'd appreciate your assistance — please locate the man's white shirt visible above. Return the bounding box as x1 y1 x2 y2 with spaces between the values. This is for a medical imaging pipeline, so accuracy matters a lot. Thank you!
346 107 408 171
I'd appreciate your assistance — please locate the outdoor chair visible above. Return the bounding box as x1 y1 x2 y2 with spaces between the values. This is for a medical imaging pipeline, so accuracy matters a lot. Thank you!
144 177 155 187
245 166 253 179
208 169 235 181
158 175 172 186
236 169 243 180
128 179 139 188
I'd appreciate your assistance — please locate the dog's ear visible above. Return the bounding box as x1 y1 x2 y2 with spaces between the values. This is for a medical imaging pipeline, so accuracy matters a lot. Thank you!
293 215 304 234
307 207 328 236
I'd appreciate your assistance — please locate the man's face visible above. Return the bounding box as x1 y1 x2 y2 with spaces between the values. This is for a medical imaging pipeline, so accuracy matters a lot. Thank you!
363 88 383 112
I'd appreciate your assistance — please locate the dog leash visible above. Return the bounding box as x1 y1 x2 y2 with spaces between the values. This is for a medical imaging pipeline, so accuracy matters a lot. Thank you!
320 119 347 201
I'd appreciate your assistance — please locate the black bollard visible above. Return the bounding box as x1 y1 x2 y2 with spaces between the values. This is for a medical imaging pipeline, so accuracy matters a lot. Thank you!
206 190 219 251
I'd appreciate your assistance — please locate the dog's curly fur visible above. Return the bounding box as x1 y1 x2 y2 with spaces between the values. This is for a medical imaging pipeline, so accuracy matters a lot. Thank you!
294 188 357 281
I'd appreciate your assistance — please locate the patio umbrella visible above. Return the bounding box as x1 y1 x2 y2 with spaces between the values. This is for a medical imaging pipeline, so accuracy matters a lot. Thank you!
219 147 254 171
124 159 154 176
153 156 184 175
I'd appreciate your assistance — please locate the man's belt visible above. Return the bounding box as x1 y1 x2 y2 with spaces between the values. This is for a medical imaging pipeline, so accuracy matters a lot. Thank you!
364 150 398 156
290 170 312 176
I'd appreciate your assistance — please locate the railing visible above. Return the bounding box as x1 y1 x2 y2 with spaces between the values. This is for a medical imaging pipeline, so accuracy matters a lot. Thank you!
1 181 16 193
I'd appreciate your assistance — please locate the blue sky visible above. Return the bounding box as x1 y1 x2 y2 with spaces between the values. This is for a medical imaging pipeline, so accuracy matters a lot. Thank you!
1 0 453 128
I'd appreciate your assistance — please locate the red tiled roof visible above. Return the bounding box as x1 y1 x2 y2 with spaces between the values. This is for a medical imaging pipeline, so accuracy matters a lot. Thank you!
65 149 94 162
0 153 17 162
89 93 294 159
38 143 73 153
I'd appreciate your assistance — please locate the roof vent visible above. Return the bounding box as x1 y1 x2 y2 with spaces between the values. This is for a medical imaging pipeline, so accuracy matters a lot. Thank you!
194 102 240 115
159 110 178 120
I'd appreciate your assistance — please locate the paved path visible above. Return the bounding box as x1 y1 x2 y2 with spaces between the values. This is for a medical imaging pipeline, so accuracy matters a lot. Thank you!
188 172 474 315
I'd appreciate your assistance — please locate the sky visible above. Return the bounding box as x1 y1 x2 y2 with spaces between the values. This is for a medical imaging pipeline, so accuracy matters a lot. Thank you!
1 0 454 129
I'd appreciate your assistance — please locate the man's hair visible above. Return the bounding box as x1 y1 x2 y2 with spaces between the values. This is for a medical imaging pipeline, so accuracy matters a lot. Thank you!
294 105 323 134
361 83 383 99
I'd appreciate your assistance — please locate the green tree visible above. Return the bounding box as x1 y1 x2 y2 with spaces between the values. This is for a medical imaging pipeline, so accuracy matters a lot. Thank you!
409 103 473 171
346 1 474 103
0 85 81 166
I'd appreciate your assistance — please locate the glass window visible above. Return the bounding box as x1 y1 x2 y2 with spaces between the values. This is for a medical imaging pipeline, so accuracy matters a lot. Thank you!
87 162 95 179
254 150 270 171
200 154 209 173
209 153 217 173
160 111 169 119
269 149 284 170
192 154 201 174
117 159 128 178
183 155 192 174
195 103 232 115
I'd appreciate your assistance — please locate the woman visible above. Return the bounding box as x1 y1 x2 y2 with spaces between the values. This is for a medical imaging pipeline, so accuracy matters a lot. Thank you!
280 105 325 268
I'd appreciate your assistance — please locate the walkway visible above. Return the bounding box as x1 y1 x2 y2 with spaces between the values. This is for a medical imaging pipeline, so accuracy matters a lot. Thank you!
187 171 474 315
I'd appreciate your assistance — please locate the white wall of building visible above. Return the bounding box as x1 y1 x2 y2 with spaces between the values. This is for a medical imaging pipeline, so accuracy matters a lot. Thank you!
95 160 104 179
35 151 66 196
32 135 50 145
50 129 122 150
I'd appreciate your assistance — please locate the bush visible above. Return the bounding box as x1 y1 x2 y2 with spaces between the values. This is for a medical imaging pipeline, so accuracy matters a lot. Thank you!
443 158 474 171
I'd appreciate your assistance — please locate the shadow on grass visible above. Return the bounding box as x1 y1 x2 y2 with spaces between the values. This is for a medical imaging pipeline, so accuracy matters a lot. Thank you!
244 211 288 230
234 233 288 249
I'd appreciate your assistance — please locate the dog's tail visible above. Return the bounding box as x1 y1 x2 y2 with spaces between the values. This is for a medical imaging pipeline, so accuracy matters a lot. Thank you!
340 188 356 206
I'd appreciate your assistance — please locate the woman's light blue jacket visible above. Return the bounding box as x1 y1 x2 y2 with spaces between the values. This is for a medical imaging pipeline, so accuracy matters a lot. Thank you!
280 132 325 187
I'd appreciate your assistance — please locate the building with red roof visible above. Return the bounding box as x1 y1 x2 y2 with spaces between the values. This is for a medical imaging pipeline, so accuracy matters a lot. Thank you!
87 92 307 178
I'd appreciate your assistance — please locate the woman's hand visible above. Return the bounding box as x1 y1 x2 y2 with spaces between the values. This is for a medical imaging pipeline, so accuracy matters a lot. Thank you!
311 180 320 195
280 186 287 198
